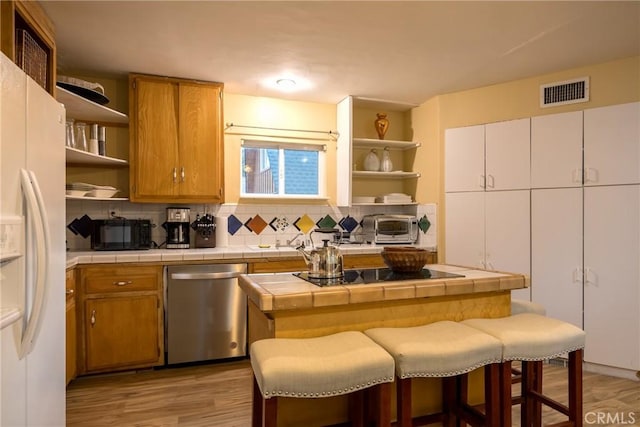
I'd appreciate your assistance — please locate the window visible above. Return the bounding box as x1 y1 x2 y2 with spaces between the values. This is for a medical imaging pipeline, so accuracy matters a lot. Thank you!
240 140 326 198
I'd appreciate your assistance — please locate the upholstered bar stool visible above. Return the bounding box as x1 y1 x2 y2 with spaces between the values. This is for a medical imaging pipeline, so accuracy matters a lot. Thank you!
365 320 504 427
511 299 546 316
509 300 547 395
250 331 395 427
462 313 586 427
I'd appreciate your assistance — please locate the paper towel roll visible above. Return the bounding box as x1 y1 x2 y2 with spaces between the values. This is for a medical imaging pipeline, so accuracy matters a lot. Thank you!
215 216 228 247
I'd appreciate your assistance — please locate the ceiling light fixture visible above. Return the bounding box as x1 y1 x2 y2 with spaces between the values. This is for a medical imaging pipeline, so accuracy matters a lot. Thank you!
276 78 296 89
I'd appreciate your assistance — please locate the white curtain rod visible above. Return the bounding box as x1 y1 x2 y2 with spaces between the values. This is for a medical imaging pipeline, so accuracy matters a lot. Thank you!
224 122 339 138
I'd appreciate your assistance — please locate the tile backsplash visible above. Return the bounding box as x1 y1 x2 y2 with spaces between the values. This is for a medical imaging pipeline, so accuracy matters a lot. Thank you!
66 200 437 251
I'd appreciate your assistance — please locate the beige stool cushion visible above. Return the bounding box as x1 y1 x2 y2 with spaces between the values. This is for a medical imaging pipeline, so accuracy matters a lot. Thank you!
511 299 546 315
462 313 586 361
365 321 502 379
250 331 395 399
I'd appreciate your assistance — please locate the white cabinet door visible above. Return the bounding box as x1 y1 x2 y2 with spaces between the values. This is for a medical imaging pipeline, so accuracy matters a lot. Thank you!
531 188 583 327
584 102 640 186
485 118 530 191
445 192 485 268
584 184 640 370
485 190 531 300
336 96 353 206
531 111 583 189
445 125 485 192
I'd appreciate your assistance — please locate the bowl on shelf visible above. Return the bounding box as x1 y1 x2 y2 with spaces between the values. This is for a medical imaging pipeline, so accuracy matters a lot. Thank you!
86 188 119 198
65 189 88 197
380 247 430 273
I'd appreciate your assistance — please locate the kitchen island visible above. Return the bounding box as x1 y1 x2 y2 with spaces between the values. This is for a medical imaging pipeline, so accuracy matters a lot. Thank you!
239 264 529 426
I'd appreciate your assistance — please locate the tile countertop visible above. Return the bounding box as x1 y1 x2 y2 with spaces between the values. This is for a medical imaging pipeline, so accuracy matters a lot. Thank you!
238 264 529 312
65 244 435 269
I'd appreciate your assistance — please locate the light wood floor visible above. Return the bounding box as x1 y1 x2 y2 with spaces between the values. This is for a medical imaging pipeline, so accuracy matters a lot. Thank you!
66 359 638 426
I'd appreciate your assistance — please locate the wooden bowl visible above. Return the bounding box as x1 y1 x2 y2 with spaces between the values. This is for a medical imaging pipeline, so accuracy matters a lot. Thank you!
380 247 429 273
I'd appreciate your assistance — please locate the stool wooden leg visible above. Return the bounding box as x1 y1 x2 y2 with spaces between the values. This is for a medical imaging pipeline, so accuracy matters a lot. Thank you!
484 364 500 427
458 374 468 427
263 396 277 427
441 376 457 427
569 349 584 427
397 377 412 427
252 375 262 427
500 361 513 427
377 382 392 427
532 361 543 426
349 389 365 427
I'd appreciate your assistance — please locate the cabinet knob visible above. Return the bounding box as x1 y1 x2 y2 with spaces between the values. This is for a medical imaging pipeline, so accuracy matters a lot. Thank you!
113 280 132 286
90 309 96 327
181 167 185 182
173 167 177 183
66 289 75 295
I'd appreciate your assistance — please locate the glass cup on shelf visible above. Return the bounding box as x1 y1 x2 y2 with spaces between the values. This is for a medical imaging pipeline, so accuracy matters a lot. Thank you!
65 119 76 148
75 122 88 152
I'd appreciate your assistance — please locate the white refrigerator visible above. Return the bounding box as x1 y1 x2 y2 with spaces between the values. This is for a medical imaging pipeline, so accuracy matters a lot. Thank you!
0 52 66 425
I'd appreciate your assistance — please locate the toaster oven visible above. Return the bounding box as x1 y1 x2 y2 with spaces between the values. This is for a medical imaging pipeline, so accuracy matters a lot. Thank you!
361 214 418 244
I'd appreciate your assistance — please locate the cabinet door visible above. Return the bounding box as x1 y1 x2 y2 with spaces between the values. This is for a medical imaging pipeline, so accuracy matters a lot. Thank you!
531 111 583 189
85 295 160 372
445 125 485 192
584 184 640 370
485 190 531 300
531 188 583 327
178 82 224 201
584 102 640 186
65 300 76 384
336 96 353 206
131 78 179 199
445 192 485 268
485 118 530 191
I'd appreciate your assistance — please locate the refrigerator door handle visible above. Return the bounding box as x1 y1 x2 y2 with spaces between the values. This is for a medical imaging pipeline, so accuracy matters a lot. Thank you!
18 169 50 358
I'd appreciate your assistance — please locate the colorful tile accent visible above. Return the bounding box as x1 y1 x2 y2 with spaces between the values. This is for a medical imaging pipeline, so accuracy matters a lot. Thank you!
227 215 243 236
418 214 431 234
316 215 337 229
338 215 359 233
245 215 268 235
269 216 290 232
293 214 316 234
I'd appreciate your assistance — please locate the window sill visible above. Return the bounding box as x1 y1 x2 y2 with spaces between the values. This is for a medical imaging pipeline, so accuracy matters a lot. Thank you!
239 195 329 204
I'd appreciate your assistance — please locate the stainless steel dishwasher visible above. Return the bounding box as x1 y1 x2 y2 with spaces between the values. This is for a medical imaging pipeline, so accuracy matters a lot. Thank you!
165 263 247 364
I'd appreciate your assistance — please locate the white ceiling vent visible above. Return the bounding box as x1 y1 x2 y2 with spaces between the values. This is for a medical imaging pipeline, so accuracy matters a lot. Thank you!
540 77 589 108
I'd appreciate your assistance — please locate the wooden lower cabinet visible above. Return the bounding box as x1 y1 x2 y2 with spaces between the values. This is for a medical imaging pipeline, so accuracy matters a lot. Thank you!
78 265 163 375
65 268 77 384
84 295 160 371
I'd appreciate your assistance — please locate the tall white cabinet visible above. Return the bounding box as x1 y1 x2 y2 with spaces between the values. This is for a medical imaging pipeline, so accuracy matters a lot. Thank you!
531 102 639 372
445 118 531 300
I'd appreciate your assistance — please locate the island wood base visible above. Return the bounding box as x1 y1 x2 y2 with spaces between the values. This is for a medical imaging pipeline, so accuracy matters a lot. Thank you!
247 291 511 426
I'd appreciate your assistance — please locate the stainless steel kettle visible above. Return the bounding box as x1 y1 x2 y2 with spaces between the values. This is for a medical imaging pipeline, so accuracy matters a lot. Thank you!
297 232 344 279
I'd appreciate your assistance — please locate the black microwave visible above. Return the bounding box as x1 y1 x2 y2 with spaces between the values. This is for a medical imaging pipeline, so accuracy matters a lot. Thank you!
90 219 152 251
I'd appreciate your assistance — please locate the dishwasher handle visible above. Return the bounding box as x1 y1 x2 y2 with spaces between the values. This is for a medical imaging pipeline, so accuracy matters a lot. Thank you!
170 271 243 280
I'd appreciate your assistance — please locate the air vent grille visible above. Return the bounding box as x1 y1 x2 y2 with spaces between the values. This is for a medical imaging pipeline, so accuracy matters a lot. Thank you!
540 77 589 108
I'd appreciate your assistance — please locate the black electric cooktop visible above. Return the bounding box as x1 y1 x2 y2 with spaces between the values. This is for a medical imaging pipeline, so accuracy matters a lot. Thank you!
294 268 464 287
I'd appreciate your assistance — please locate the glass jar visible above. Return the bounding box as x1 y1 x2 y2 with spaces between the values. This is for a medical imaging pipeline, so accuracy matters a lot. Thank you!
380 146 393 172
75 122 88 151
65 120 75 148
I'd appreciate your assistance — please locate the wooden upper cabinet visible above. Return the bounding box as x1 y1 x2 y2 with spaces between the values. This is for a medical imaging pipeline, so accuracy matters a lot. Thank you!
1 0 56 95
129 74 224 203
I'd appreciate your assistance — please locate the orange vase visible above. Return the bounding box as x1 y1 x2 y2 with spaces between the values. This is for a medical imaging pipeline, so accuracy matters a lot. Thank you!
374 113 389 140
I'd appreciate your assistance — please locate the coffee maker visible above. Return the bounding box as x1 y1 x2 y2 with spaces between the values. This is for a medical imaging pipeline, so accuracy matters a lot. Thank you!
165 207 190 249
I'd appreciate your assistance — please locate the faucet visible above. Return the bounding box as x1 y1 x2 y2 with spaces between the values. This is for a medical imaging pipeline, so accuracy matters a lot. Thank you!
277 232 304 248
